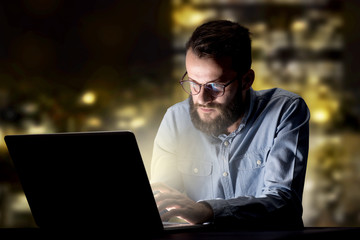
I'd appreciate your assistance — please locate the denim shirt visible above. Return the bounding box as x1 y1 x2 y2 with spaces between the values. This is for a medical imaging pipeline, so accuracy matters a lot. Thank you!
151 88 310 228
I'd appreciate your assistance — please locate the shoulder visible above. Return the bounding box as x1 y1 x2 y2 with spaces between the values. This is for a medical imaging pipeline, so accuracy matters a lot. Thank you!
253 88 308 110
166 98 190 116
249 88 309 122
255 88 303 102
159 98 193 133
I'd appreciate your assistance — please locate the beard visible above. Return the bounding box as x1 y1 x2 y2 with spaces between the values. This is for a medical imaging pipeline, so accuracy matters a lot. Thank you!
189 89 244 136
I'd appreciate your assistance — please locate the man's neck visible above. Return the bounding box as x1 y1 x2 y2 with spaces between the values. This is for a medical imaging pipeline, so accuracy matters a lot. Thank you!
226 90 250 134
226 117 243 134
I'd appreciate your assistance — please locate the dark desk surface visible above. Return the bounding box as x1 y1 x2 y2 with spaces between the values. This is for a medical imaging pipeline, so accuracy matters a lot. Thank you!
0 227 359 239
160 227 360 240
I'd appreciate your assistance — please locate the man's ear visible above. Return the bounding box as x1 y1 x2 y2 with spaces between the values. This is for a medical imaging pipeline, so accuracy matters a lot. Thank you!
242 69 255 91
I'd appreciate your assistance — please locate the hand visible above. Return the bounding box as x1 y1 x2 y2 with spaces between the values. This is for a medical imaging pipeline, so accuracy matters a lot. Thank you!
151 182 213 224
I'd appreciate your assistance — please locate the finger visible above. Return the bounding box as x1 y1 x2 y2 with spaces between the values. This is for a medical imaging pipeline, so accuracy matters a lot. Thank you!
160 208 194 225
157 199 182 212
160 208 185 222
154 192 181 203
162 207 201 225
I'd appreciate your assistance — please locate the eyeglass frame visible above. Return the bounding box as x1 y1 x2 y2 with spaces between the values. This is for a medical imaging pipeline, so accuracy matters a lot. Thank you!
179 71 239 97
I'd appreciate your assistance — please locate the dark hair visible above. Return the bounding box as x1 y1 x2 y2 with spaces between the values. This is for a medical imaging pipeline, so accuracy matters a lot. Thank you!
186 20 252 75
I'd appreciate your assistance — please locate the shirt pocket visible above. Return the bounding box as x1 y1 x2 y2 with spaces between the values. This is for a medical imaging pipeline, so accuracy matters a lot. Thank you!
237 148 269 170
234 148 269 196
177 160 213 201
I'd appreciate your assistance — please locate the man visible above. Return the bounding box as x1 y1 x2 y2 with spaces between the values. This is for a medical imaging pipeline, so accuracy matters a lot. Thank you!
151 20 310 229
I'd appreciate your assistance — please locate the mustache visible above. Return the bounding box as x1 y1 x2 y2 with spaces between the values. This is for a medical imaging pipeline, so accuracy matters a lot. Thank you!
194 103 222 109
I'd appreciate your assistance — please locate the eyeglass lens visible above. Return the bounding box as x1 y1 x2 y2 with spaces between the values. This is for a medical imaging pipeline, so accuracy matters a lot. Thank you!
181 81 224 97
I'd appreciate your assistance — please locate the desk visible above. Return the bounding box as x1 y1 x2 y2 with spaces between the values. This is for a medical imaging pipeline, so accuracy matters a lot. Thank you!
158 227 360 240
0 227 359 239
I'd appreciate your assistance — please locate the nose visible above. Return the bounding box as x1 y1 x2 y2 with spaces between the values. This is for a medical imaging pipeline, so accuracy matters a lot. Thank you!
196 86 214 105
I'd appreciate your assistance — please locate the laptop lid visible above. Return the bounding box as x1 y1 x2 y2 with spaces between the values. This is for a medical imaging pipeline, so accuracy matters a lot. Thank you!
4 131 164 233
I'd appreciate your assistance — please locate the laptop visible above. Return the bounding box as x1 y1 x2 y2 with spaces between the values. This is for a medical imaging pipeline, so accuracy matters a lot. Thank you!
4 131 208 235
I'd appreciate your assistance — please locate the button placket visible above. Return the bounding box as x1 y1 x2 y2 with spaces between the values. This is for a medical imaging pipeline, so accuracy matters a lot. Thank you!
221 138 231 170
220 138 233 198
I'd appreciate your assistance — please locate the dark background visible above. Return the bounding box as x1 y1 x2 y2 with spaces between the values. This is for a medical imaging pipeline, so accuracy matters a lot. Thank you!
0 0 359 228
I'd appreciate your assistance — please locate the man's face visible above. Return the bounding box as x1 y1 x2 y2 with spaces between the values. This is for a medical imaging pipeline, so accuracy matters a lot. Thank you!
185 49 245 135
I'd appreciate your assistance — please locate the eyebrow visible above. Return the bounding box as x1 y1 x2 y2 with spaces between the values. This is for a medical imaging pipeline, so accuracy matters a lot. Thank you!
187 75 223 84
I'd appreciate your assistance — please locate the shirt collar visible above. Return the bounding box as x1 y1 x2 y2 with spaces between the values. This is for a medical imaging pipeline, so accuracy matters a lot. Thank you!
237 87 255 132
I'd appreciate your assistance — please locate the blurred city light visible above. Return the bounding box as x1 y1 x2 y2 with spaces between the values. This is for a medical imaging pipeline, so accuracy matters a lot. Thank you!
173 5 209 28
312 108 330 124
81 91 97 105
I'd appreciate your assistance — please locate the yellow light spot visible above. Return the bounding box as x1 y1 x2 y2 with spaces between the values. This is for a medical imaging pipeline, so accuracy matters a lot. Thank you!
130 117 146 129
292 20 307 32
172 5 214 28
81 91 96 105
312 109 330 124
86 117 102 127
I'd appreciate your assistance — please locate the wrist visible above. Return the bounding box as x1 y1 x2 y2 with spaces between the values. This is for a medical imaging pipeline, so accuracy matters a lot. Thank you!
197 201 214 223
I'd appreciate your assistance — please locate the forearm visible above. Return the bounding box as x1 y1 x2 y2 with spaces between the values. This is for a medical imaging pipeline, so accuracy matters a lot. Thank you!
204 190 304 229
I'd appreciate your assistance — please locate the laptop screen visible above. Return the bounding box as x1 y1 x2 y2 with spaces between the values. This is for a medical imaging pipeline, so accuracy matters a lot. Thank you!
5 131 164 233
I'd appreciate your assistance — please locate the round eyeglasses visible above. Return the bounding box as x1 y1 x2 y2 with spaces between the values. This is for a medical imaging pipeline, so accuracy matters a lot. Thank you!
179 72 238 98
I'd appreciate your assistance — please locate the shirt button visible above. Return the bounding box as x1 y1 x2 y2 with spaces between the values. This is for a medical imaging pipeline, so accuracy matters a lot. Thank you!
193 168 199 174
256 160 262 165
224 141 229 146
223 172 228 177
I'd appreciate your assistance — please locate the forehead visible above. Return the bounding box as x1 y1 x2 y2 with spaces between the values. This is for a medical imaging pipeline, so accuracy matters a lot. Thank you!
185 49 236 83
